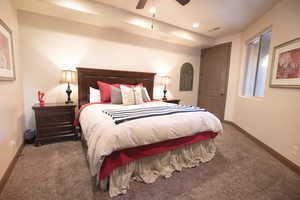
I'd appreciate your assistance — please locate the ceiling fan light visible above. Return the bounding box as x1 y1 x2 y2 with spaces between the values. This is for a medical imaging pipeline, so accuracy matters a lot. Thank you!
149 7 157 13
192 23 199 28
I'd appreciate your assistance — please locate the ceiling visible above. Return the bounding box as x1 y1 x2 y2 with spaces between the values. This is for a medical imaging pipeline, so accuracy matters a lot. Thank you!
95 0 280 37
14 0 280 47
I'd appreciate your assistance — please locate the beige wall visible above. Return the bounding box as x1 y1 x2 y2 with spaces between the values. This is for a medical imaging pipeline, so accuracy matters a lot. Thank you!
0 0 24 181
219 0 300 166
19 11 201 129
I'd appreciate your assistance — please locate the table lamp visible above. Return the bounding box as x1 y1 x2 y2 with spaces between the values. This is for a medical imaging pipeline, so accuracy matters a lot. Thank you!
60 70 76 104
161 76 170 100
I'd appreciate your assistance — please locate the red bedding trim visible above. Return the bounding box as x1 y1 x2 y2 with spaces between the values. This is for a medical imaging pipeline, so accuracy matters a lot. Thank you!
99 131 217 180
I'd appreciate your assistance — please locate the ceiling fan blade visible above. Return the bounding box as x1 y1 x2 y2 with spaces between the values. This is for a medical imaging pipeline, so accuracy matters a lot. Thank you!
136 0 148 9
176 0 191 6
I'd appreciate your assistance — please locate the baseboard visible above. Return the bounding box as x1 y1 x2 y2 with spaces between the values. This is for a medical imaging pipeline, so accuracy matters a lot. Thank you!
0 142 24 195
224 121 300 175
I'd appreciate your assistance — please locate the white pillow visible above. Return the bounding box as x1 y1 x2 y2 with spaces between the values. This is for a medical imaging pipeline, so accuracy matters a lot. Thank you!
135 86 144 104
142 87 151 102
89 87 101 103
120 85 144 105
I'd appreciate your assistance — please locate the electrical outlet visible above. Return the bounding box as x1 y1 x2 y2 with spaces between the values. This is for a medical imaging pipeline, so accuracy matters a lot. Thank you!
291 145 298 156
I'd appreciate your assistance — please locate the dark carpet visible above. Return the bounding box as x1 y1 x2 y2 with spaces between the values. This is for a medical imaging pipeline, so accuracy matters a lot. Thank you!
0 123 299 200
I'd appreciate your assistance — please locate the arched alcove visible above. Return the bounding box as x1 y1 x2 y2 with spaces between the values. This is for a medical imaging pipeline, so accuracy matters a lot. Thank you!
179 63 194 91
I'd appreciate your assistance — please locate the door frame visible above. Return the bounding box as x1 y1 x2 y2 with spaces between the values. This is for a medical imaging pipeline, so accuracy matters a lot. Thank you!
197 42 232 120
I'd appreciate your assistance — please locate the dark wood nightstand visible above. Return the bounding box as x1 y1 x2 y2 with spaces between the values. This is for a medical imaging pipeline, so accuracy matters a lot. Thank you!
32 103 77 146
162 99 181 104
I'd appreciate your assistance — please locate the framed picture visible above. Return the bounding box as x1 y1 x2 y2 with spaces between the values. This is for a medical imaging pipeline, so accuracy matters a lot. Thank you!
270 37 300 88
0 18 15 80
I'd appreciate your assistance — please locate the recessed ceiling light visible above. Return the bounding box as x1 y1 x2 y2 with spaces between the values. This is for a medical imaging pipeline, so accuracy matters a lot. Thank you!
192 23 200 28
149 7 157 14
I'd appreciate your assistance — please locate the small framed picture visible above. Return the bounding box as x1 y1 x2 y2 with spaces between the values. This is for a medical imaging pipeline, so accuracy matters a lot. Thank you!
270 37 300 88
0 18 15 81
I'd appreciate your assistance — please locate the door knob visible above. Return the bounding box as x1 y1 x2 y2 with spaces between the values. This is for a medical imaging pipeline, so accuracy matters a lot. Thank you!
220 93 224 96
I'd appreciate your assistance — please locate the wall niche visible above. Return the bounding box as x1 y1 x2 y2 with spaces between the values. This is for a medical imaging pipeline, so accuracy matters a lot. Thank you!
179 63 194 91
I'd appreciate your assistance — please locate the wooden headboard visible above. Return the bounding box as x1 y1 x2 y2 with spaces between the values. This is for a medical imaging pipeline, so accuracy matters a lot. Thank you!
77 67 156 108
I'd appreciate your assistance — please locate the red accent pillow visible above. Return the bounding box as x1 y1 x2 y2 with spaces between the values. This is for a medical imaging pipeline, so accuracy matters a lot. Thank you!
97 81 120 103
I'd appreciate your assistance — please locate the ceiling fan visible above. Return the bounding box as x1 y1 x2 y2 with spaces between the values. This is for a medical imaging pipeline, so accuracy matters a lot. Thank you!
136 0 191 9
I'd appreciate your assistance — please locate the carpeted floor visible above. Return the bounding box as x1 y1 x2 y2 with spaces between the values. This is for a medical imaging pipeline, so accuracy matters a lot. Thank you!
0 123 299 200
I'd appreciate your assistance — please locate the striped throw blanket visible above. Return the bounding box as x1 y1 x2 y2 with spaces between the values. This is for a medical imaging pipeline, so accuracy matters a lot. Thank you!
102 105 207 124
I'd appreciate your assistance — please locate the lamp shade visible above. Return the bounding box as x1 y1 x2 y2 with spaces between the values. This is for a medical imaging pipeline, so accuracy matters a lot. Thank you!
60 70 76 84
161 76 170 85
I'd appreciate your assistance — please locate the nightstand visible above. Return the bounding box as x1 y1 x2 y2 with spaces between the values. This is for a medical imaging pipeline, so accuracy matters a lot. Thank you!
32 103 77 146
162 99 181 104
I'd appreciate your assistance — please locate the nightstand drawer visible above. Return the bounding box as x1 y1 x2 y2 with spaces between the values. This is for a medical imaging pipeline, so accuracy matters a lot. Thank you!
38 108 73 117
38 111 74 125
39 125 74 137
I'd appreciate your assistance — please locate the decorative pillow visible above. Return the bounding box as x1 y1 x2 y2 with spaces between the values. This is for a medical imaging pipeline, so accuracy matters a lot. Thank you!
97 81 120 103
89 87 101 103
142 87 151 102
120 85 144 105
110 86 122 104
135 86 144 105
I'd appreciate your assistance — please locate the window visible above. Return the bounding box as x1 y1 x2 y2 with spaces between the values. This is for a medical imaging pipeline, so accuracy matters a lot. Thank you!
242 29 272 97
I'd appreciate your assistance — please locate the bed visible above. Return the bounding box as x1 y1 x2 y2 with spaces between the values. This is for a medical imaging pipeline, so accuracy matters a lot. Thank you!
76 67 223 197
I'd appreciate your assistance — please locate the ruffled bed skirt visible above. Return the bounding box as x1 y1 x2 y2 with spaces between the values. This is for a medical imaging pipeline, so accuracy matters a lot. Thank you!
99 138 216 197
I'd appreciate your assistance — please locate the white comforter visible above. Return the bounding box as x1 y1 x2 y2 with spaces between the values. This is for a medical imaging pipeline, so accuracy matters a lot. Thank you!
79 102 223 176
